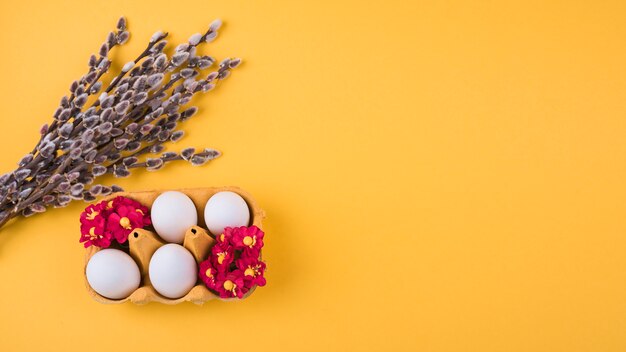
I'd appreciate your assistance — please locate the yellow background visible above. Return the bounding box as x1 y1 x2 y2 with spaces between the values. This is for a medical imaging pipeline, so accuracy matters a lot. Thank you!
1 0 625 350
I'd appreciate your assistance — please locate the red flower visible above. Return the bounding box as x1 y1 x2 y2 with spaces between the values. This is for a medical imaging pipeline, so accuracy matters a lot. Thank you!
80 202 106 224
216 229 233 245
214 270 246 298
237 257 267 288
79 218 113 248
104 195 140 210
199 226 267 299
229 226 264 258
106 199 150 243
210 241 234 272
79 196 150 248
79 202 112 248
199 260 218 290
79 214 113 248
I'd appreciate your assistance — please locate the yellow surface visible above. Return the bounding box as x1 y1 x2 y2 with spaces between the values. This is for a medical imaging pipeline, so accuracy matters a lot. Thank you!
1 0 626 351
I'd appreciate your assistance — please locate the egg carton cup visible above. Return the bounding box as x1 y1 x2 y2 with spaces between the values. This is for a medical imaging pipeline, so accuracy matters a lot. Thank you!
84 186 265 305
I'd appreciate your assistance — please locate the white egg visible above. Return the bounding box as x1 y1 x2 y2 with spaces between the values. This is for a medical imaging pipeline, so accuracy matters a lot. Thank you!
86 249 141 300
204 191 251 236
149 244 198 299
151 191 198 243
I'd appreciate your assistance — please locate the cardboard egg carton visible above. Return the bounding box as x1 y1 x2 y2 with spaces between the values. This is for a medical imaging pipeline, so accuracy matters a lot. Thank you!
84 186 265 305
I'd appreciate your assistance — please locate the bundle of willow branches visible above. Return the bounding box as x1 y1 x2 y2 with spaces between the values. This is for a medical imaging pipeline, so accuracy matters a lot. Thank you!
0 17 240 229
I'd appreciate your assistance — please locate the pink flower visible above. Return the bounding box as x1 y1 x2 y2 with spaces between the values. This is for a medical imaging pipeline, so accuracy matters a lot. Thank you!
214 270 246 299
237 257 267 288
229 226 264 258
105 197 150 243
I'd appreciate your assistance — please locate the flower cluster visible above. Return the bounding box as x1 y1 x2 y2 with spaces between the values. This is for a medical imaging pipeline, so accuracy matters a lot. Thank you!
79 196 150 248
0 16 240 231
199 226 266 298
